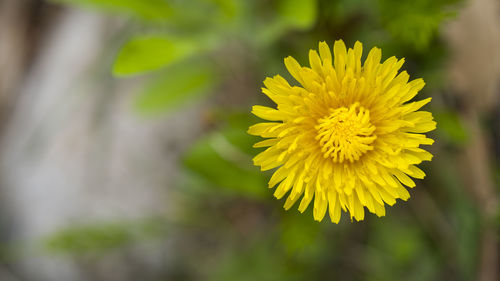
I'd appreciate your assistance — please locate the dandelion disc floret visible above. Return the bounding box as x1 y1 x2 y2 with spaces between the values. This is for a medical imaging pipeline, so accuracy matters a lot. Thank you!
249 40 436 223
315 103 376 162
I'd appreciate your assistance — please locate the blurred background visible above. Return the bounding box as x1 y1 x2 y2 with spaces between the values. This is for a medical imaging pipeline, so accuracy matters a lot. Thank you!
0 0 499 280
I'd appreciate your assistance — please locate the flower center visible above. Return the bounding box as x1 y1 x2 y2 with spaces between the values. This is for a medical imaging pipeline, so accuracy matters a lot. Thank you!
315 103 376 163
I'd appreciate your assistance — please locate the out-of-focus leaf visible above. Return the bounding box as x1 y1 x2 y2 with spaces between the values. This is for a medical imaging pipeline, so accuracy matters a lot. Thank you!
454 199 480 281
135 61 218 114
329 0 376 24
378 0 459 50
434 110 468 145
43 218 169 255
431 153 480 280
160 0 235 29
183 131 268 199
214 112 261 155
50 0 173 21
367 217 439 281
222 112 261 133
280 209 322 255
223 127 260 156
254 21 289 46
277 0 318 30
211 0 239 20
208 238 303 281
113 35 200 76
371 219 422 263
44 223 133 254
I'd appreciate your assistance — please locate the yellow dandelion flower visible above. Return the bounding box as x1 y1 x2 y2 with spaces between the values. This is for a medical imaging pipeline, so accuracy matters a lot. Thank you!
248 40 436 223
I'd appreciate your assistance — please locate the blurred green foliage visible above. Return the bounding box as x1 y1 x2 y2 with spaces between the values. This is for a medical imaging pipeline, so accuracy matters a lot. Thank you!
135 60 218 114
51 0 174 20
51 0 462 113
113 35 201 76
183 129 268 199
277 0 318 29
378 0 458 50
38 0 483 281
44 223 133 255
434 110 469 146
43 218 169 255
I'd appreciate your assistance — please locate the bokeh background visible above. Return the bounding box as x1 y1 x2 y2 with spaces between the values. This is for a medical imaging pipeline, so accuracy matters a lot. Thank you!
0 0 499 280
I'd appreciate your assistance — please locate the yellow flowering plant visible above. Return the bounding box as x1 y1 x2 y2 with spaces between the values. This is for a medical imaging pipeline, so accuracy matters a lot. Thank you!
249 40 436 223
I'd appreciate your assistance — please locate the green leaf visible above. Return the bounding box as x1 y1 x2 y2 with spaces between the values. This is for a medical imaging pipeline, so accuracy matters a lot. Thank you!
135 61 218 114
277 0 318 30
44 223 133 254
212 112 262 155
378 0 459 50
330 0 376 24
113 35 199 76
223 126 260 156
43 218 169 255
280 209 322 255
50 0 173 21
208 238 303 281
211 0 239 19
434 110 468 145
367 216 439 281
183 131 268 199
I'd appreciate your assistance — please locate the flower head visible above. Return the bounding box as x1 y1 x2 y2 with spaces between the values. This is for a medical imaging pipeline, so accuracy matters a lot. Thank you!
249 40 435 223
